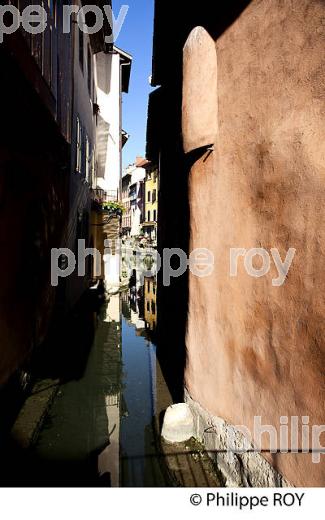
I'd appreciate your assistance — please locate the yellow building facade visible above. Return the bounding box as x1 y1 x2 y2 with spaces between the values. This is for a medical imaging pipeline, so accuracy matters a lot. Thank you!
143 165 158 241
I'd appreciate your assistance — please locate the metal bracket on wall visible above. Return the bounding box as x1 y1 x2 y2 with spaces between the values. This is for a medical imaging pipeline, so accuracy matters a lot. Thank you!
203 145 214 162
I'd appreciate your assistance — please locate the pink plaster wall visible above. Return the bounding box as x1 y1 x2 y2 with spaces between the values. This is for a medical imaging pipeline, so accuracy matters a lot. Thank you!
183 0 325 486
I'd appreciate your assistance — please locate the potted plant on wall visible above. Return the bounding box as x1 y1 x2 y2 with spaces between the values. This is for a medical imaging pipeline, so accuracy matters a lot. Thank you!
102 201 125 218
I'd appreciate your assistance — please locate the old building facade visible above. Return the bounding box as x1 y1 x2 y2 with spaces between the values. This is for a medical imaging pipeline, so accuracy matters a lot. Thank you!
0 1 131 386
0 0 75 384
95 46 132 198
143 163 158 242
121 158 146 238
121 170 132 236
147 0 325 486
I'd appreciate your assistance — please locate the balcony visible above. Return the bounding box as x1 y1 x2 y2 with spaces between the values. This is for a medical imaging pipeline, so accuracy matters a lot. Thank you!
92 188 118 203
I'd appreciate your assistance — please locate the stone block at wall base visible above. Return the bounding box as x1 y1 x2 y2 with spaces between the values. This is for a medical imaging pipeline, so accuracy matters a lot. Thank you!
184 389 291 487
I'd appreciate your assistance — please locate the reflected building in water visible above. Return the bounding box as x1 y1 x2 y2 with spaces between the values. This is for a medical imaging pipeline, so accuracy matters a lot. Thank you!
97 294 123 487
144 277 157 333
122 270 145 333
121 269 157 342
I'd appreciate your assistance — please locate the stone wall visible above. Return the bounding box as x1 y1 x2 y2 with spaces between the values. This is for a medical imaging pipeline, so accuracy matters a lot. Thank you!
185 389 290 487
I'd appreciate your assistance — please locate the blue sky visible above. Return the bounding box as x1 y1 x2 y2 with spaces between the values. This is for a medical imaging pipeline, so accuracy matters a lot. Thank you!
113 0 155 168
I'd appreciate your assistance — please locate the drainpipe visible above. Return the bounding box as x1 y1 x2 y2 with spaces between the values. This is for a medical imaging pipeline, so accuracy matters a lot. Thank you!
119 59 123 203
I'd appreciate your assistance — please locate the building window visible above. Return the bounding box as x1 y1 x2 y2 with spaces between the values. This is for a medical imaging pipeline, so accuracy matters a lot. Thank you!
91 148 96 187
152 189 157 203
76 117 82 173
153 209 157 222
147 211 151 222
146 301 150 312
148 191 151 202
85 136 91 183
152 302 156 315
79 28 84 73
87 46 92 96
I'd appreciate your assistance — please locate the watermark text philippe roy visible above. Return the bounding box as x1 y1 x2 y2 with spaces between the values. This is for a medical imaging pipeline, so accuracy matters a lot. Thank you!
0 3 129 43
221 415 325 464
50 240 296 288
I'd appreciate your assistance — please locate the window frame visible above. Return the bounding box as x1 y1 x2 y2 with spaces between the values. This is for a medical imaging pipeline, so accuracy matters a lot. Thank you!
79 28 84 73
76 116 82 173
87 45 92 97
85 135 91 183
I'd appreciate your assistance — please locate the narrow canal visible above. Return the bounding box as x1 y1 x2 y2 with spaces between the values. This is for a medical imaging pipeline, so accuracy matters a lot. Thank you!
38 277 172 487
0 275 174 487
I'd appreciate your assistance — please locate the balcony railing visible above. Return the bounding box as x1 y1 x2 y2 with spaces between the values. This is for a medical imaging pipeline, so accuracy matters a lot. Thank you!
92 188 118 202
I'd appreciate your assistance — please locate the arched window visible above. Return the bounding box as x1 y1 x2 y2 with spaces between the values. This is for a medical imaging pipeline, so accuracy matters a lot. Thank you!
182 26 218 154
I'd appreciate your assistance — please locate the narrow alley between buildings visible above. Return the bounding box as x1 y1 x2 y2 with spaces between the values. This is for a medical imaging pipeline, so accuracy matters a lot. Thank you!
0 266 220 488
0 0 324 499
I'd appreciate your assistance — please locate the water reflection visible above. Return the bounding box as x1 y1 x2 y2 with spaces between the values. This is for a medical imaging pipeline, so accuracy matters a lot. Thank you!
0 253 170 487
22 272 167 486
144 276 157 333
122 271 157 340
96 295 123 487
99 270 168 486
116 274 165 486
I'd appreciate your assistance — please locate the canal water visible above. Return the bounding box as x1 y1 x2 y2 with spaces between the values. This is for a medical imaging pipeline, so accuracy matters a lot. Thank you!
10 276 172 487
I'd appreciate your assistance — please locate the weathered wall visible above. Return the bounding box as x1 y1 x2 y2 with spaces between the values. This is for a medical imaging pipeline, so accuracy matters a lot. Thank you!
184 0 325 486
0 35 70 385
0 0 81 388
96 52 121 193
